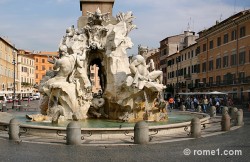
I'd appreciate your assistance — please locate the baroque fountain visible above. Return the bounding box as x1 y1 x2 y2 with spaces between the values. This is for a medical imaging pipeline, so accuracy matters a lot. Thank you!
0 7 210 143
28 8 168 124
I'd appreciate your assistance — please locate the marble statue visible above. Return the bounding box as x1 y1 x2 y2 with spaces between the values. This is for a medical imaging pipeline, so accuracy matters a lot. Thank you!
35 8 167 123
128 55 163 90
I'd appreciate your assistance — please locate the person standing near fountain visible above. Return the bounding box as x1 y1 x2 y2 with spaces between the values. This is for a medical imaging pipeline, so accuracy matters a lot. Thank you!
202 96 208 113
168 97 174 112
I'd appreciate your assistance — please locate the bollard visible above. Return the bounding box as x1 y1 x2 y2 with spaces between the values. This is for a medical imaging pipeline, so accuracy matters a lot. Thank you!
18 100 23 111
18 100 21 106
180 105 186 111
196 105 202 113
66 122 81 145
236 109 244 126
221 114 230 131
230 107 238 119
9 118 20 141
210 106 216 117
19 105 24 111
134 121 149 144
190 117 201 138
230 107 238 124
222 106 229 115
2 104 7 112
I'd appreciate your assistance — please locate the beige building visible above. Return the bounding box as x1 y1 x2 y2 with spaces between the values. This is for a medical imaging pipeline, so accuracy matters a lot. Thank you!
160 30 198 85
195 9 250 102
0 37 18 94
166 43 199 94
17 50 35 93
164 9 250 102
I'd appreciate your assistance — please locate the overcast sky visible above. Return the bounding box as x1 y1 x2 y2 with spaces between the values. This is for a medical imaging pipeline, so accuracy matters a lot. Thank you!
0 0 249 55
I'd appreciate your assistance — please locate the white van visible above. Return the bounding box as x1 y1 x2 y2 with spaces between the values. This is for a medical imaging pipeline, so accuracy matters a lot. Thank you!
32 93 40 100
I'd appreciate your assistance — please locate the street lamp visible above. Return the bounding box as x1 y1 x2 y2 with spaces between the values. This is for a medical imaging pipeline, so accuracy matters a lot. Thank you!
12 49 16 109
176 45 180 94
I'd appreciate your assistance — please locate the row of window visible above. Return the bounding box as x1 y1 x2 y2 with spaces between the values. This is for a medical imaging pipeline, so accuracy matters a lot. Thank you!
1 82 14 89
200 26 246 53
21 77 34 84
21 66 34 74
164 26 246 66
165 49 197 66
0 52 15 63
167 50 248 79
195 72 245 85
20 57 34 66
0 66 14 78
36 65 53 71
35 58 47 63
166 72 246 87
202 51 246 72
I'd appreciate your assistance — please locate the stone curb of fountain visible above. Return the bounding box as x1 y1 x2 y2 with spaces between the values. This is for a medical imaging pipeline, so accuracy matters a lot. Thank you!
0 115 242 147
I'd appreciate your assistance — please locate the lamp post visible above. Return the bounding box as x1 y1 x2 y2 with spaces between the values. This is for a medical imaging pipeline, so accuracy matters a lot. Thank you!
176 45 179 94
12 49 16 109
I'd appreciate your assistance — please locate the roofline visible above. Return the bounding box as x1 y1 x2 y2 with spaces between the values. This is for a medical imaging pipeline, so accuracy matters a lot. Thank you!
160 33 185 42
0 37 18 51
32 53 58 57
198 9 250 35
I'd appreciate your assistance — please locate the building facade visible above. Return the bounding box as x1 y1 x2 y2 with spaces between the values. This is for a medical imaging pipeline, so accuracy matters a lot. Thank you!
166 43 199 94
33 51 58 85
164 10 250 102
160 31 198 85
146 49 161 71
0 37 18 93
195 9 250 101
90 64 102 95
17 50 35 93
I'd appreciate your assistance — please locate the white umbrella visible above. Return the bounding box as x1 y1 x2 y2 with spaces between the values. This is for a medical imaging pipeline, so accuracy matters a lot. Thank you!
208 91 227 95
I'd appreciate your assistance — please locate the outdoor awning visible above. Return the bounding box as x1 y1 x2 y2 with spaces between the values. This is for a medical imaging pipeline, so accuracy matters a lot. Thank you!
178 91 228 95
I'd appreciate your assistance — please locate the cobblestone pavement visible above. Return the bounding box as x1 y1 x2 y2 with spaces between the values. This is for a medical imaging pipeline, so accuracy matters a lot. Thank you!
0 102 249 162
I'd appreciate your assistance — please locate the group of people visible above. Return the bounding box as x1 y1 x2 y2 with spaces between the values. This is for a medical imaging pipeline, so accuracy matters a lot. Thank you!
166 95 229 113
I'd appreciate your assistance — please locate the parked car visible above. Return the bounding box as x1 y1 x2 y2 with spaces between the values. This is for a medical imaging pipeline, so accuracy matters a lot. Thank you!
32 93 40 100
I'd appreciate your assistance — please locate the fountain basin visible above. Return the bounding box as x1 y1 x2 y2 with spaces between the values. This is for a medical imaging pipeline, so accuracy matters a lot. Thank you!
0 111 210 140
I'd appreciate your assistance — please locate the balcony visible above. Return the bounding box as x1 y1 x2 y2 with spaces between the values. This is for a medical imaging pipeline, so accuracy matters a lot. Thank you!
186 77 250 90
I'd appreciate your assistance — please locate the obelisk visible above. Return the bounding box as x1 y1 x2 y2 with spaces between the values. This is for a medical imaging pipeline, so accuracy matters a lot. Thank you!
78 0 115 28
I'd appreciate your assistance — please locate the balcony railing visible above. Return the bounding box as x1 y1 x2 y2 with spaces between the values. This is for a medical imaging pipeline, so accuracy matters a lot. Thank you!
186 77 250 89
